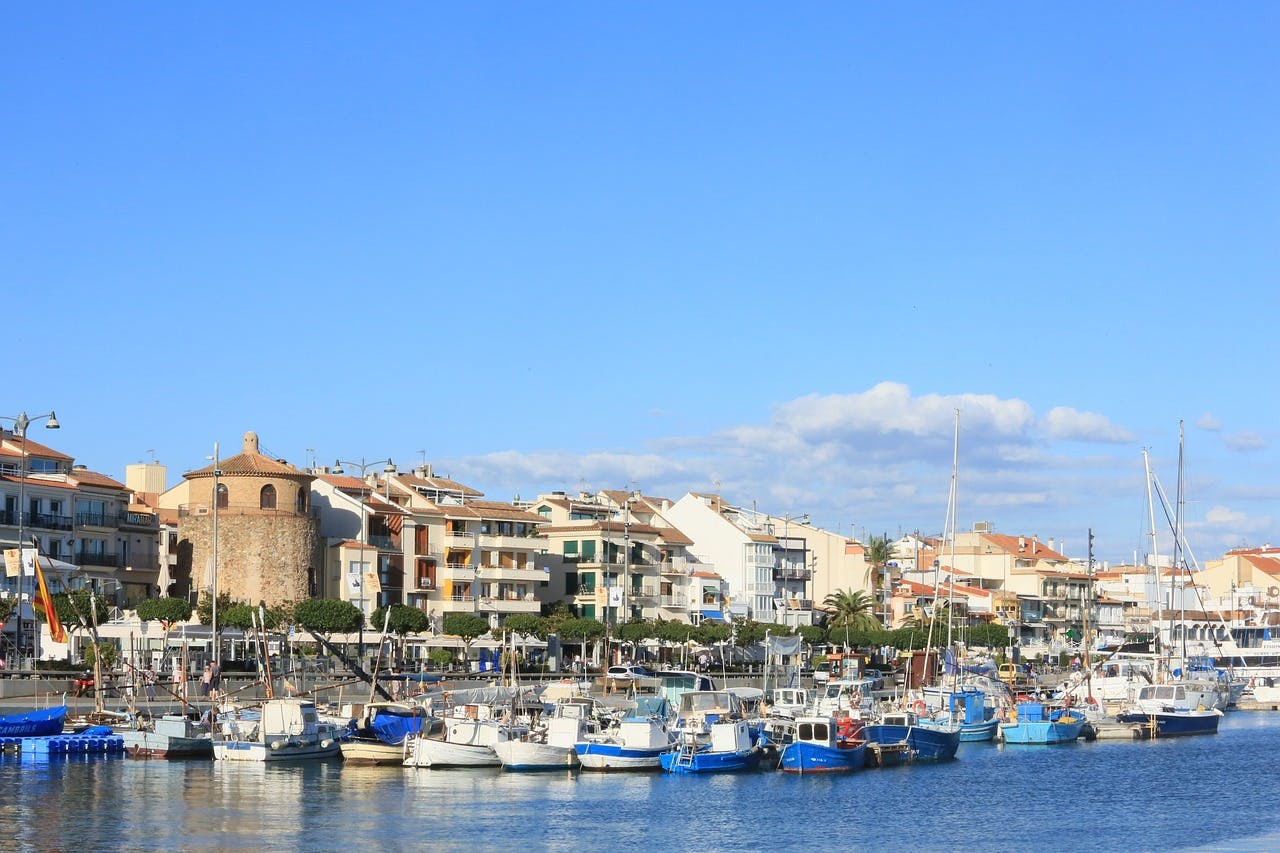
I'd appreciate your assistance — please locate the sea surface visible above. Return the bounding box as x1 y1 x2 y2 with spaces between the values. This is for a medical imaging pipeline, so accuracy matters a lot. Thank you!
4 712 1280 852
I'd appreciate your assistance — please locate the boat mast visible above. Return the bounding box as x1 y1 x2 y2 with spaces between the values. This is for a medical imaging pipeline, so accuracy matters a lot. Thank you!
946 410 959 656
1084 528 1094 701
1143 448 1164 678
1176 421 1188 663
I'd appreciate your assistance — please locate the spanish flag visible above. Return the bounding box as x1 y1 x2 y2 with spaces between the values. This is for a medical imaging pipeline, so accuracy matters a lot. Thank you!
32 554 66 644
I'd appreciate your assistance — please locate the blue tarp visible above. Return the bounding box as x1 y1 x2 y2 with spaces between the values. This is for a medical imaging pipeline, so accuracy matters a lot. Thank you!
700 609 728 622
369 709 427 745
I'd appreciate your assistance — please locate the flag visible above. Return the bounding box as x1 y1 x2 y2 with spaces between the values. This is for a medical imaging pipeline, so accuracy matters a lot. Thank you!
32 555 66 644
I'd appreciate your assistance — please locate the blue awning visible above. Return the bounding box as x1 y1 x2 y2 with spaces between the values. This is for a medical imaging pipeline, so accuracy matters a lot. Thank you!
700 609 728 623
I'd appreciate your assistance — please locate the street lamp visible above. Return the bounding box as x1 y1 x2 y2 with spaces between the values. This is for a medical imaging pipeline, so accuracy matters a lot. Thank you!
206 442 223 668
332 457 395 660
2 410 60 668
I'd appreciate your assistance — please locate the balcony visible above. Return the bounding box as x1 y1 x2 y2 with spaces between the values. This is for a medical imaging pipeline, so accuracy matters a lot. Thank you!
477 566 546 583
441 564 477 583
76 511 120 529
477 595 541 614
121 511 159 530
773 566 813 581
368 534 396 551
76 551 122 568
660 596 690 609
29 512 73 532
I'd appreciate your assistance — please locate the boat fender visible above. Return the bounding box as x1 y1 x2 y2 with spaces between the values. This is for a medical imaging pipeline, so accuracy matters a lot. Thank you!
270 740 286 750
320 739 333 749
911 700 927 715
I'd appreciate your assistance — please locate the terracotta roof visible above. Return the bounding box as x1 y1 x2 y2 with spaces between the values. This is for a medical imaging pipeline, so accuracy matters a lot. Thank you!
186 434 311 480
979 533 1068 562
537 521 668 538
656 527 693 546
0 474 77 491
1242 556 1280 576
434 500 545 523
332 540 377 551
69 469 126 490
396 473 484 497
157 508 179 525
317 474 372 491
0 432 74 461
746 531 778 543
691 570 722 579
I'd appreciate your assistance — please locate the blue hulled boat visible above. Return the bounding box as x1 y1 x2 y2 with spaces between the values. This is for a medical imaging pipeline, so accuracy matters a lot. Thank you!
777 716 865 774
999 702 1084 745
660 690 761 774
925 691 998 742
0 706 66 737
1115 685 1222 737
862 710 960 761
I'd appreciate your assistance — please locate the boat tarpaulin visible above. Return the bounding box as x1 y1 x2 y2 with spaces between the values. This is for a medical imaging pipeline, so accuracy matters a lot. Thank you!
765 634 804 657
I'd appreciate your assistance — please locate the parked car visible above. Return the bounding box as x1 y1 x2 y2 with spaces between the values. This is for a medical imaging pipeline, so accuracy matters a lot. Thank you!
605 665 653 681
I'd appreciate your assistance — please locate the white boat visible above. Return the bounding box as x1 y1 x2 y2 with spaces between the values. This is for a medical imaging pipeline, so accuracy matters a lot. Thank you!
575 716 673 771
213 699 343 762
404 703 526 769
494 700 601 771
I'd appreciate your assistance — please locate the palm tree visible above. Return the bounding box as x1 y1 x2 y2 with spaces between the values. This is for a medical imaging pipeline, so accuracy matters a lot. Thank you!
823 588 881 632
863 534 895 624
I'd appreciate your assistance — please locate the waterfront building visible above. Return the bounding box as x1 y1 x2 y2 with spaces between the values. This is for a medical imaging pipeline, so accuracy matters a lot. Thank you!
376 465 548 629
1 429 161 614
530 490 720 625
162 431 319 606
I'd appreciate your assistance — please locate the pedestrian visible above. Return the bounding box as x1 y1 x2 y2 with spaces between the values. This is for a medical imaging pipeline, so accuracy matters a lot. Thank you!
144 666 157 702
199 663 212 698
209 660 222 699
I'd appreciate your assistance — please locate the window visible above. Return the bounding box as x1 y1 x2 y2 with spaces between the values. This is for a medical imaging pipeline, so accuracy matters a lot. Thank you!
260 484 277 510
216 484 228 509
296 487 308 513
537 506 551 518
581 540 596 561
564 541 579 561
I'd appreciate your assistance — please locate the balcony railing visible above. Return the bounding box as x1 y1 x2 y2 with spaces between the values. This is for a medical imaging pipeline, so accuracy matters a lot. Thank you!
76 512 120 528
368 534 395 551
177 504 318 519
76 551 122 568
660 596 689 608
773 567 813 581
122 511 159 529
30 513 73 531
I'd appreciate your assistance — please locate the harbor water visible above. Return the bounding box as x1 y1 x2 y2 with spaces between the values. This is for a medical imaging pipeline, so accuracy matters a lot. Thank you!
4 712 1280 852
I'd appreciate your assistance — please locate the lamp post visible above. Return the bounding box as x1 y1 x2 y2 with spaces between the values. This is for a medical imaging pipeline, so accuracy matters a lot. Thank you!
332 457 395 660
209 442 222 668
2 410 60 668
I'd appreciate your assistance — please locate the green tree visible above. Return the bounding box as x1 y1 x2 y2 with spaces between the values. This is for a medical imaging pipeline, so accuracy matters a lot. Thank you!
502 613 548 641
0 597 17 625
558 617 606 662
733 619 776 647
196 592 233 627
864 534 894 622
295 598 364 634
654 619 693 645
692 621 732 646
797 624 827 646
616 618 654 645
36 590 109 637
220 603 256 631
442 612 490 664
81 640 119 671
427 647 454 669
370 603 431 637
823 588 881 633
135 597 193 625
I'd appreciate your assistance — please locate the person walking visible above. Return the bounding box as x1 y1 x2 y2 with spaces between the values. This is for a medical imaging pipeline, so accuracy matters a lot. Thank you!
144 666 157 702
199 664 212 699
209 660 222 699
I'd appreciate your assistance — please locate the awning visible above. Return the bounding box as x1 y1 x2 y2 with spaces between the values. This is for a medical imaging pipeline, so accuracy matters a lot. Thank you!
700 609 728 623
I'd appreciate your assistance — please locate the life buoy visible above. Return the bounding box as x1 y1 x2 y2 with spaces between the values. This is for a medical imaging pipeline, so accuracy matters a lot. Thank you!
912 700 927 715
1269 587 1279 598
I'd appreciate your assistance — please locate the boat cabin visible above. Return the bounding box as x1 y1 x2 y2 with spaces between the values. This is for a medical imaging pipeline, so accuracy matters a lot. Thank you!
768 688 809 717
793 716 861 749
879 710 919 728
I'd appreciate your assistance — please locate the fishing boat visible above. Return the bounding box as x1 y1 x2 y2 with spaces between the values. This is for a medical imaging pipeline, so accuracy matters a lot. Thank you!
659 690 761 774
494 701 601 771
1115 685 1222 737
0 706 66 737
213 698 343 762
575 715 673 771
404 702 526 769
120 713 213 759
923 690 998 742
862 709 961 761
777 715 865 774
998 701 1084 745
341 701 435 766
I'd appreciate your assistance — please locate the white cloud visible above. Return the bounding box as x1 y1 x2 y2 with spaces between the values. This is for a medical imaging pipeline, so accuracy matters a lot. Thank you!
1224 430 1267 452
1040 407 1134 443
1196 413 1222 431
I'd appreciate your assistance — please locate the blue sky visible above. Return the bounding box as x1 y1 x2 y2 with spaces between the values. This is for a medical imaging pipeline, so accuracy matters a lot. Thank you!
5 5 1277 564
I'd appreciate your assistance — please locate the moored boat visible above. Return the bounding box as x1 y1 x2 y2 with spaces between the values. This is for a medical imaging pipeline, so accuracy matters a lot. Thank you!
863 710 960 761
121 713 213 759
575 716 672 771
0 706 67 738
1115 685 1222 737
213 698 343 762
999 702 1084 745
777 715 865 774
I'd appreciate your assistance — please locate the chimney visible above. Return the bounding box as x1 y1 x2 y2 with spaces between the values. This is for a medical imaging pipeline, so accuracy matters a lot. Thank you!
243 431 259 454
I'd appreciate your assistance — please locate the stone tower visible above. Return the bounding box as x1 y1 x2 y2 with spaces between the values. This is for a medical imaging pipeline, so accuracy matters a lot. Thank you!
176 431 319 606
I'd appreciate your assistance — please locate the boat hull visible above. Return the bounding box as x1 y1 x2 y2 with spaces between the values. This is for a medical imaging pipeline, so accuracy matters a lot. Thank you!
213 739 341 762
493 739 579 771
1115 710 1220 737
574 742 666 771
660 748 760 774
957 719 1000 742
862 724 960 761
0 706 66 738
341 739 406 765
405 737 500 768
122 731 213 759
1000 719 1084 744
778 741 865 774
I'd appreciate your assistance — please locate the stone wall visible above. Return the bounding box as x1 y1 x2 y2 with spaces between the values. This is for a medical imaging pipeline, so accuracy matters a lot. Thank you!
179 512 320 605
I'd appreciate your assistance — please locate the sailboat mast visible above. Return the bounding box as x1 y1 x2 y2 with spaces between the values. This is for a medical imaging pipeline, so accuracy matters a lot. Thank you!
1143 448 1164 676
1177 421 1188 662
946 410 959 655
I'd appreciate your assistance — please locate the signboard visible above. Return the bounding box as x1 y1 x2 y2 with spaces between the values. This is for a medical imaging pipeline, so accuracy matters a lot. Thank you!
607 587 623 608
4 548 35 578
